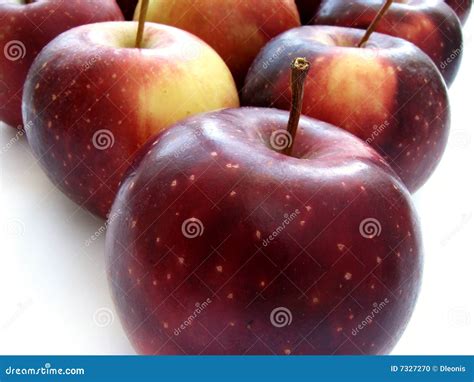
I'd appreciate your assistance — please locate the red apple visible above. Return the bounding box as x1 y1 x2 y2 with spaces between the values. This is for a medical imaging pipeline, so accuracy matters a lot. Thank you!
116 0 138 20
445 0 471 23
313 0 463 86
23 21 239 218
243 26 450 193
105 106 422 355
295 0 323 23
0 0 123 129
135 0 301 87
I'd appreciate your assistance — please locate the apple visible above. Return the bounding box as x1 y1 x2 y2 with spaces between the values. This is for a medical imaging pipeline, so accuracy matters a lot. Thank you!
134 0 301 88
243 25 450 193
0 0 124 129
105 61 423 353
313 0 463 86
23 20 239 219
116 0 138 20
445 0 472 23
295 0 323 23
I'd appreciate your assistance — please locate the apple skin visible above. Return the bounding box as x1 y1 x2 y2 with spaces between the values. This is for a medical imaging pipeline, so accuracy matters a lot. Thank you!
295 0 323 23
106 107 423 355
0 0 124 129
445 0 472 23
242 26 450 193
115 0 138 20
23 21 239 219
134 0 301 88
313 0 463 86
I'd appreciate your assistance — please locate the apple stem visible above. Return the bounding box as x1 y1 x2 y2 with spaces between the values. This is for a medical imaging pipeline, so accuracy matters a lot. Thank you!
284 57 310 156
357 0 393 47
135 0 150 49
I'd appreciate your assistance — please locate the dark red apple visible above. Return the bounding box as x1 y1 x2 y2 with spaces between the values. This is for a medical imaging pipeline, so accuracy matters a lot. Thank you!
445 0 471 23
0 0 123 129
243 26 450 193
295 0 323 23
313 0 463 86
105 105 423 355
23 21 239 218
116 0 138 20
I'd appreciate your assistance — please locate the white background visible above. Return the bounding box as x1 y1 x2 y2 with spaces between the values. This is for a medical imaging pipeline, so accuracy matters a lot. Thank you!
1 18 473 355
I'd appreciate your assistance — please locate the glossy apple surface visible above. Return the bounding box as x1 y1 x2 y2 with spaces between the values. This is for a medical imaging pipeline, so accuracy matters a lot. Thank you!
135 0 301 87
116 0 138 20
313 0 463 86
445 0 471 23
243 26 450 193
0 0 123 129
23 21 239 218
106 107 423 355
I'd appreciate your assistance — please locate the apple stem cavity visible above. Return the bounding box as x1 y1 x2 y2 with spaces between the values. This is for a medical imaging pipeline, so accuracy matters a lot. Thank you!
283 57 310 156
135 0 150 49
357 0 393 47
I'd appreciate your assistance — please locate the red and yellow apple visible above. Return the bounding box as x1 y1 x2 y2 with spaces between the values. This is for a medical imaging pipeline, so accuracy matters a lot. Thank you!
134 0 301 87
313 0 463 86
23 21 239 218
243 26 450 193
0 0 123 129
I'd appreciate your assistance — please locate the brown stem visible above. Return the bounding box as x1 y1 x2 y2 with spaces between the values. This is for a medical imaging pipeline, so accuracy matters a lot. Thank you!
283 57 310 156
135 0 149 49
357 0 393 47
